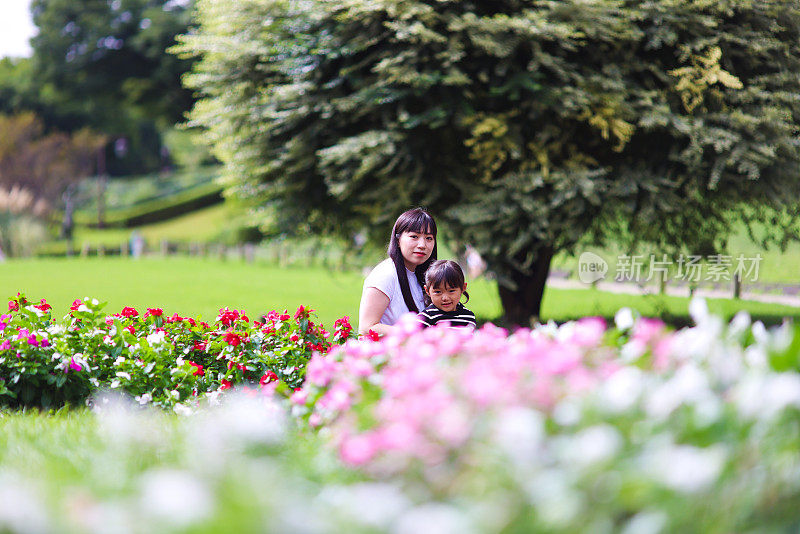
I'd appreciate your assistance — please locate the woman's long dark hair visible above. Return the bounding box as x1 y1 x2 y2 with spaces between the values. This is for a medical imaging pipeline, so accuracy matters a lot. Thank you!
387 208 438 313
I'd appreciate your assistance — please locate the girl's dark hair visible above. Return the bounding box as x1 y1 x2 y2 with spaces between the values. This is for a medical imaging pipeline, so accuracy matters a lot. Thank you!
387 207 438 313
424 260 470 305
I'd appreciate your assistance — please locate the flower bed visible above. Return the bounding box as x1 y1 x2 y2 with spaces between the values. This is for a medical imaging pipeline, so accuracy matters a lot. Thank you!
288 302 800 531
2 296 800 531
0 294 353 410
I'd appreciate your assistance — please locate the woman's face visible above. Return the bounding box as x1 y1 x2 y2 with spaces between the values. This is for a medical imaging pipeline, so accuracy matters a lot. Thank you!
398 229 435 270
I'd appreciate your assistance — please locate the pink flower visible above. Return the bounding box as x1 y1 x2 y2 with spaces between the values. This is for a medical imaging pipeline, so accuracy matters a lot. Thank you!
219 379 233 390
27 335 39 347
306 355 337 387
0 340 10 351
339 433 378 466
34 299 52 313
290 389 308 405
120 306 138 318
67 357 82 372
70 299 82 311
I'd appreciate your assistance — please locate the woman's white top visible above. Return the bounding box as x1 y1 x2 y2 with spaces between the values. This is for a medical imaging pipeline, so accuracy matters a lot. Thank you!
363 258 426 326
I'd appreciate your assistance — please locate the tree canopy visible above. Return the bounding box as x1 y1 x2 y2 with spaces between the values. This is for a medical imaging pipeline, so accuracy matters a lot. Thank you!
29 0 197 174
176 0 800 324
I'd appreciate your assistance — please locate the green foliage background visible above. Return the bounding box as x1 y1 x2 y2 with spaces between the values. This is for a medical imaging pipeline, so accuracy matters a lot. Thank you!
176 0 800 323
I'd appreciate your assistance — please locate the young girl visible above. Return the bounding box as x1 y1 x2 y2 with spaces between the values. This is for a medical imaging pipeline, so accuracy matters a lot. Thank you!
418 260 476 329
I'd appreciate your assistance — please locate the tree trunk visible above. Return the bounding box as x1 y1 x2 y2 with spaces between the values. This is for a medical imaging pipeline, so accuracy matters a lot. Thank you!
497 246 554 327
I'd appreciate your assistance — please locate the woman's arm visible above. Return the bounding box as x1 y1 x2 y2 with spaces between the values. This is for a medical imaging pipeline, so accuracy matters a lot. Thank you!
358 287 394 337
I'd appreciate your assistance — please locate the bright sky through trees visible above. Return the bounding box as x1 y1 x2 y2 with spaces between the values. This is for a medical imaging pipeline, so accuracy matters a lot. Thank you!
0 0 36 58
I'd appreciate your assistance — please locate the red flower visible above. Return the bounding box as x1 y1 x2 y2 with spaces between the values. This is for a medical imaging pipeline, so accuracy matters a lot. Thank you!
121 306 139 318
260 371 279 385
294 305 314 320
220 379 233 390
290 334 300 342
367 329 380 341
34 299 52 313
192 341 207 352
335 316 353 339
70 299 82 311
188 361 204 376
125 325 135 334
223 330 242 346
8 301 18 312
279 309 290 321
217 307 240 327
227 361 246 371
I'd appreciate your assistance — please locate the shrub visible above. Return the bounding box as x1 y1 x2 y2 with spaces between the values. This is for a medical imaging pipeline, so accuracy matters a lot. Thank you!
0 294 353 410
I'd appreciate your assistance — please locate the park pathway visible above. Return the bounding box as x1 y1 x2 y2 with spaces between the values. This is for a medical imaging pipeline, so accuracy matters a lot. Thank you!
547 277 800 309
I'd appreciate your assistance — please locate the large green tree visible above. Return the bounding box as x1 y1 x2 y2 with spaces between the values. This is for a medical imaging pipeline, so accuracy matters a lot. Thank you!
176 0 800 325
31 0 196 174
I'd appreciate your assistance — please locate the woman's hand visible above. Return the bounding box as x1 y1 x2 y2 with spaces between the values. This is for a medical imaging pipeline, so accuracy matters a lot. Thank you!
358 287 393 337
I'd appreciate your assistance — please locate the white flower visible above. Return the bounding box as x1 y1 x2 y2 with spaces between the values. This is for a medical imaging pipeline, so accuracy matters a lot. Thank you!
46 324 65 335
138 470 213 527
146 330 166 346
91 298 99 306
77 305 91 313
0 474 50 533
493 407 545 467
135 393 152 405
173 404 193 416
615 308 634 330
621 510 668 534
598 366 644 413
392 503 474 534
114 356 126 366
645 364 711 420
688 297 709 323
557 425 622 469
316 483 410 530
643 443 726 493
25 305 44 318
116 372 131 381
170 390 180 400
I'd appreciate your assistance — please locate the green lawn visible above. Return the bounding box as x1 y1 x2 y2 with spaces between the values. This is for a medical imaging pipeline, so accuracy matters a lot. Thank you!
70 203 235 248
1 257 797 327
552 220 800 284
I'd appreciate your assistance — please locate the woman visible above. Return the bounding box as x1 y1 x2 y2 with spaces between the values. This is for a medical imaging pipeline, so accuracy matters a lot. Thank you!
358 208 437 336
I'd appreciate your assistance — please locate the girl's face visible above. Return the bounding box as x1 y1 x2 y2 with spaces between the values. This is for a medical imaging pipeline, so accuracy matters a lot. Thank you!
425 283 466 312
398 230 435 270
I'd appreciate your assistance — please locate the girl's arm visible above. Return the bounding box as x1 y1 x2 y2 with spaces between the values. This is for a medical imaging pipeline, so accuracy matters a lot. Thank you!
358 287 394 337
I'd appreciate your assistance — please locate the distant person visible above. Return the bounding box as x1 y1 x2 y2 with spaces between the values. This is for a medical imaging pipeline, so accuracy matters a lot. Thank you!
358 208 437 337
417 260 476 329
130 231 144 258
464 244 487 279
